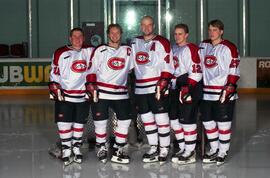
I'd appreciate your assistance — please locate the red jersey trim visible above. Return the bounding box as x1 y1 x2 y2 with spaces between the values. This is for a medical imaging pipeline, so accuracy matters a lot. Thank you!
227 75 240 85
53 46 70 66
221 40 239 58
63 89 86 94
136 77 160 83
187 43 201 64
153 35 171 53
97 82 128 89
203 85 224 89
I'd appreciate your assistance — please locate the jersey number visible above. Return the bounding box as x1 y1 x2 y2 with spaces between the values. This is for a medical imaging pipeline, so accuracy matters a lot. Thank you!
164 55 170 64
192 64 202 73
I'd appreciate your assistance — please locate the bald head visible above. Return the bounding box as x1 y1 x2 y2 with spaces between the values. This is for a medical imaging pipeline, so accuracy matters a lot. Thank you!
140 15 154 25
140 15 155 38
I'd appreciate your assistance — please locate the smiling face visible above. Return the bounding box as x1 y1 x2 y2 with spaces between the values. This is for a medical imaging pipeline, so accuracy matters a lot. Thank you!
69 30 84 50
108 26 121 44
174 28 188 46
140 17 155 37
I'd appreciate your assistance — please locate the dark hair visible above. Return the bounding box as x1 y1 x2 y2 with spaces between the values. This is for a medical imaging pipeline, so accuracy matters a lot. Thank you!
69 27 84 37
174 23 189 33
208 19 224 30
106 23 123 34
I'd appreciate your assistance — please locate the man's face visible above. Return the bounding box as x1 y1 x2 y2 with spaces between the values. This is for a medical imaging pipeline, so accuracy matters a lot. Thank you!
108 27 121 43
208 25 223 42
174 28 188 45
140 18 154 36
69 30 84 49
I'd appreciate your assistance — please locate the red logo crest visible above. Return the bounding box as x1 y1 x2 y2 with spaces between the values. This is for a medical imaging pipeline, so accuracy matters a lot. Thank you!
173 56 179 69
136 52 150 65
204 55 217 68
71 60 87 73
107 57 125 70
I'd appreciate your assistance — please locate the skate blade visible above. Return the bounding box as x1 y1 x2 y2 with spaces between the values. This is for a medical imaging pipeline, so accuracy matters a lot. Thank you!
111 156 129 164
171 157 179 164
178 159 196 165
100 159 108 164
202 159 216 164
73 159 82 164
63 160 73 167
143 156 159 163
216 161 225 166
159 161 166 166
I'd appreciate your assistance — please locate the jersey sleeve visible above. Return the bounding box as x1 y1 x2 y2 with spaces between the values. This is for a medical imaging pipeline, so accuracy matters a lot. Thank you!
49 51 62 83
158 39 175 79
185 46 202 86
176 46 202 87
86 47 101 83
127 46 134 71
224 45 240 85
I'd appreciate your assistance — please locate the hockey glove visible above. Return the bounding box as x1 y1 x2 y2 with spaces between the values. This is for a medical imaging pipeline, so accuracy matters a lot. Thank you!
48 82 65 101
155 79 170 101
219 83 237 104
85 82 98 102
179 85 192 104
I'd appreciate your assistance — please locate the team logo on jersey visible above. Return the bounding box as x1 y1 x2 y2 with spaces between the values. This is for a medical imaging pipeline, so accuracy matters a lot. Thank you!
204 55 217 68
108 57 125 70
71 60 87 73
136 52 150 65
173 56 179 68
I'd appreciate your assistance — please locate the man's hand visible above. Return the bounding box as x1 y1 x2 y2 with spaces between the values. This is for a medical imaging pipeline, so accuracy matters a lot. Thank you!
85 82 98 102
179 85 192 104
48 82 65 101
155 79 170 100
219 83 237 103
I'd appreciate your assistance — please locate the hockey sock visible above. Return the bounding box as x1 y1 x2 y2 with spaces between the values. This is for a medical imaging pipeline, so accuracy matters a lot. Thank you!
72 123 84 154
155 113 170 147
114 119 131 147
182 124 197 153
203 120 219 152
217 121 232 154
170 118 184 151
141 112 158 145
94 119 108 144
57 122 73 157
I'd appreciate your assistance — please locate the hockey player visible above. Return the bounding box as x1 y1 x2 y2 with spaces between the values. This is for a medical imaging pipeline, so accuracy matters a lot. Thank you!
49 27 94 166
131 16 174 164
199 19 240 166
170 43 185 164
85 24 133 164
171 24 203 164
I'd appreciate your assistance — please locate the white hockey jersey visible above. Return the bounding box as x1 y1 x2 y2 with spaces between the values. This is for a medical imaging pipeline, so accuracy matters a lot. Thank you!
131 35 174 94
50 45 94 103
173 43 202 88
199 39 240 101
86 44 133 100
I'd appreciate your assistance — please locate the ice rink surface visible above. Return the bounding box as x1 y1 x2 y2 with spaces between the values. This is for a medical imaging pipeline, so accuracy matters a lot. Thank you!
0 94 270 178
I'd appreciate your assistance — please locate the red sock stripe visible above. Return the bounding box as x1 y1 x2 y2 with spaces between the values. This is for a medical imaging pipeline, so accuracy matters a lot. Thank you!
58 129 72 134
175 128 184 134
73 127 84 132
205 127 218 134
157 124 170 128
184 130 197 135
114 132 128 138
95 133 107 138
144 121 156 126
219 129 231 134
